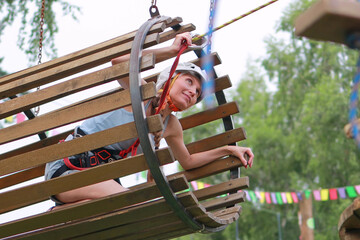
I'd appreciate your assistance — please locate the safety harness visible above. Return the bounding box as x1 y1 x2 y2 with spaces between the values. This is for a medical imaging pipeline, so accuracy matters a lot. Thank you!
51 41 189 180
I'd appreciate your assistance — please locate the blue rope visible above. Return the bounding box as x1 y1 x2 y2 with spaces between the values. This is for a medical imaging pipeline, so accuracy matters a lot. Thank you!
202 0 218 108
349 55 360 147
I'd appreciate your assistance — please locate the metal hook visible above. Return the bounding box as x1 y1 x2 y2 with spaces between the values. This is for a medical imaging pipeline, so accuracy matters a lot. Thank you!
149 5 160 18
188 36 210 50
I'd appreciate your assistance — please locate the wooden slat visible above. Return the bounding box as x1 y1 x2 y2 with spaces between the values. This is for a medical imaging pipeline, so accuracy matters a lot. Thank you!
0 82 155 145
213 205 242 219
186 127 246 154
194 213 223 228
193 177 249 201
23 192 193 240
0 53 155 119
0 175 189 239
144 52 222 83
295 0 360 45
0 33 159 99
0 21 167 87
180 101 238 130
201 192 245 212
0 114 163 177
0 147 174 214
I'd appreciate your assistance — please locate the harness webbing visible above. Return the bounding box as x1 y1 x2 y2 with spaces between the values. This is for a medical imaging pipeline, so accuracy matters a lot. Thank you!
118 41 189 158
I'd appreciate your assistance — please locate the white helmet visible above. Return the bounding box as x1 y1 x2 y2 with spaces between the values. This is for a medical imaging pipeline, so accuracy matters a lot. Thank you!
156 62 207 102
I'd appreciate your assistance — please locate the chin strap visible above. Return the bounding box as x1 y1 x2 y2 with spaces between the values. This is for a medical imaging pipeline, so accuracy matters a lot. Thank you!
156 73 182 113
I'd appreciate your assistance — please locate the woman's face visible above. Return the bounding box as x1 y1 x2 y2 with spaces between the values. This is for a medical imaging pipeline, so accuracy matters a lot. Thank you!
169 73 202 110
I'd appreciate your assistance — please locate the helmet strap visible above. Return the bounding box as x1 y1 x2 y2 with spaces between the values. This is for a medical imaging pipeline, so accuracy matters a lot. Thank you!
156 73 182 112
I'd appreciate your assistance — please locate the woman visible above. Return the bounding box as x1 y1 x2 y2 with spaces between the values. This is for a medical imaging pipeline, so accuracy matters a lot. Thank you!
45 32 254 209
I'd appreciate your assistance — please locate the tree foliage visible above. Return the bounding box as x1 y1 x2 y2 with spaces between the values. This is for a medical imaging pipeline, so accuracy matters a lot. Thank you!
177 0 360 239
0 0 80 63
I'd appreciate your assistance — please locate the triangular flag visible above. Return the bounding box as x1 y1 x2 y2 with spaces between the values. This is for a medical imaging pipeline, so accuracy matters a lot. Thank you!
329 188 338 200
5 115 13 123
320 189 329 201
244 190 252 201
355 185 360 195
297 192 303 201
265 192 272 204
281 192 287 204
346 186 357 198
271 192 277 204
291 192 299 203
286 192 293 204
260 192 266 204
191 181 198 190
16 113 26 123
276 192 283 205
313 190 321 201
249 191 257 202
304 190 312 199
338 187 347 199
197 181 204 189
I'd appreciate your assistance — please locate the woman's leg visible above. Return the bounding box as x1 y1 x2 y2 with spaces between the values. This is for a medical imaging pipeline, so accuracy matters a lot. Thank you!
54 179 128 207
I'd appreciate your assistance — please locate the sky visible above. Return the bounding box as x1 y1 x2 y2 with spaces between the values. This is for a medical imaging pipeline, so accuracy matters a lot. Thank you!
0 0 291 225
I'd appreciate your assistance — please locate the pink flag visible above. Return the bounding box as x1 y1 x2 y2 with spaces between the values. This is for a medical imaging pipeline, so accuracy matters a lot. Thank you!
265 192 272 204
355 185 360 195
291 192 299 203
281 192 287 204
313 190 321 201
191 181 198 190
16 113 26 123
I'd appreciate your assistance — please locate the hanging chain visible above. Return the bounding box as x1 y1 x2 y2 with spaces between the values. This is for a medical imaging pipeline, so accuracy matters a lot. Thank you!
207 0 215 53
34 0 45 116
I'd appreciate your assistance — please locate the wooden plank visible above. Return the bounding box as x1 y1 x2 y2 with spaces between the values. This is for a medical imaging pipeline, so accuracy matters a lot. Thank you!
213 205 242 218
144 52 222 83
193 177 249 201
0 54 155 119
0 114 163 177
339 198 360 230
294 0 360 45
0 33 159 99
194 213 223 228
0 21 168 87
0 82 156 145
0 175 189 239
180 101 238 130
23 192 191 239
186 127 246 154
0 147 174 214
201 192 245 212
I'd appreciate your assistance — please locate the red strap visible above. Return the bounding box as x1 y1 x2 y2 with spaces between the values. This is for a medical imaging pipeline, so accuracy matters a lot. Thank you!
120 41 188 158
156 41 188 115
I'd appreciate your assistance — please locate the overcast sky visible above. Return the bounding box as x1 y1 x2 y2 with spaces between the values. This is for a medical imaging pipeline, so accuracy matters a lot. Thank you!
0 0 291 224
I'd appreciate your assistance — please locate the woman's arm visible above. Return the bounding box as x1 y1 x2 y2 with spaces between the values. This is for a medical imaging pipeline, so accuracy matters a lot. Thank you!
111 32 193 89
164 115 254 170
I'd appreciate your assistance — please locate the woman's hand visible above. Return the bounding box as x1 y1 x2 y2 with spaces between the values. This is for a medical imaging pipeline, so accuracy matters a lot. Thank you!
169 32 193 53
227 146 254 168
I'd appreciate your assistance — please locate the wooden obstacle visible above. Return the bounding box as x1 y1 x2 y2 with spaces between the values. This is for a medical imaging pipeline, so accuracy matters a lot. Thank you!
0 16 249 239
295 1 360 239
295 0 360 46
338 198 360 240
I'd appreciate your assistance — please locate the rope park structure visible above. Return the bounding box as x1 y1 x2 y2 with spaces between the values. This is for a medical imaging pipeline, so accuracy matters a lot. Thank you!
0 1 278 239
295 0 360 239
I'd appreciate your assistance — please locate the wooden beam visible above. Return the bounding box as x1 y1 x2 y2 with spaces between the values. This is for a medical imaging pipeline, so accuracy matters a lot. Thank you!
0 54 155 119
295 0 360 45
201 192 245 212
0 175 189 238
0 82 155 145
193 177 249 201
0 114 163 176
180 101 239 130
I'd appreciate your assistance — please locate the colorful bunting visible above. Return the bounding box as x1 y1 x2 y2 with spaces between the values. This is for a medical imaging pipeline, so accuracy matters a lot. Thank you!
189 180 359 205
16 113 26 123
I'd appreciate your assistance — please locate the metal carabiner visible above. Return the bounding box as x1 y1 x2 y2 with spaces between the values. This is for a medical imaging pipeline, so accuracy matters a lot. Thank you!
188 36 209 51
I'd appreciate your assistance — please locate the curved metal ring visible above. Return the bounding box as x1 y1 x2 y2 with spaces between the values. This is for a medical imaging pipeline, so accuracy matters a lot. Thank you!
129 16 205 232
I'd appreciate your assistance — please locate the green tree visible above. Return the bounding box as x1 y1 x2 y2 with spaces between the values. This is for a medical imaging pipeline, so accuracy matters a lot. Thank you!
176 0 360 239
0 0 80 63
